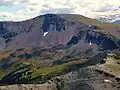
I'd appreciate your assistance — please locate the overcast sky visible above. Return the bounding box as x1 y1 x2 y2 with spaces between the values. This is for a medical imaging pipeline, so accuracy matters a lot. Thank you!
0 0 120 21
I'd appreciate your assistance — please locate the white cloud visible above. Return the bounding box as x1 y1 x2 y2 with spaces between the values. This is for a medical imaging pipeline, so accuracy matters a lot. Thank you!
0 0 120 21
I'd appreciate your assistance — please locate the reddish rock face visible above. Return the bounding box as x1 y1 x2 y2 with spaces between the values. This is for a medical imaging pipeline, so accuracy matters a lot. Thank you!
0 14 119 51
0 14 89 49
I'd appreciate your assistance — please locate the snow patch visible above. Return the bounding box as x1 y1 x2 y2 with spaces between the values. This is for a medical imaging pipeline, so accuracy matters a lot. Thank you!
89 41 92 46
89 25 91 27
104 79 112 83
43 32 48 36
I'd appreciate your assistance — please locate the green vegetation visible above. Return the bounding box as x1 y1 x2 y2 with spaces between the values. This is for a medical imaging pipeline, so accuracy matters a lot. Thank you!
113 54 120 60
108 53 120 60
1 59 82 84
0 46 110 84
29 60 81 83
116 62 120 65
0 71 6 80
107 53 120 65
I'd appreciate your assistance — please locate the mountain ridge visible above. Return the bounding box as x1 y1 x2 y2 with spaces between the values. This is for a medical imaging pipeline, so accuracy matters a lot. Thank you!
0 14 119 50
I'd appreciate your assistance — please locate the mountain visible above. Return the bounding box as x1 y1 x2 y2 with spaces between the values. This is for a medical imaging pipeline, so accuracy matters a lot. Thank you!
0 14 91 49
0 14 120 90
96 14 120 23
90 8 120 23
0 14 120 49
96 17 113 23
114 20 120 24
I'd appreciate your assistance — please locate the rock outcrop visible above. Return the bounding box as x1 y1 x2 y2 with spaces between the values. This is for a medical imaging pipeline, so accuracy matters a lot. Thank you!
0 83 57 90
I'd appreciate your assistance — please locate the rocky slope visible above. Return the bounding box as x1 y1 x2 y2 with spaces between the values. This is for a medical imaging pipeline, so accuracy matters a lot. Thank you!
0 14 120 90
0 14 119 50
0 66 120 90
0 14 88 49
0 83 57 90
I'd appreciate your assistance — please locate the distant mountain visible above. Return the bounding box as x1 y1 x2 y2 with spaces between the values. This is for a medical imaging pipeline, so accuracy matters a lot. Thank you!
90 7 120 23
96 16 120 24
96 17 113 23
114 20 120 24
96 14 120 23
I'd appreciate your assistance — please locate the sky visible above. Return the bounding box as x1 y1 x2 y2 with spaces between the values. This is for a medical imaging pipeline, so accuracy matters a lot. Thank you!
0 0 120 21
